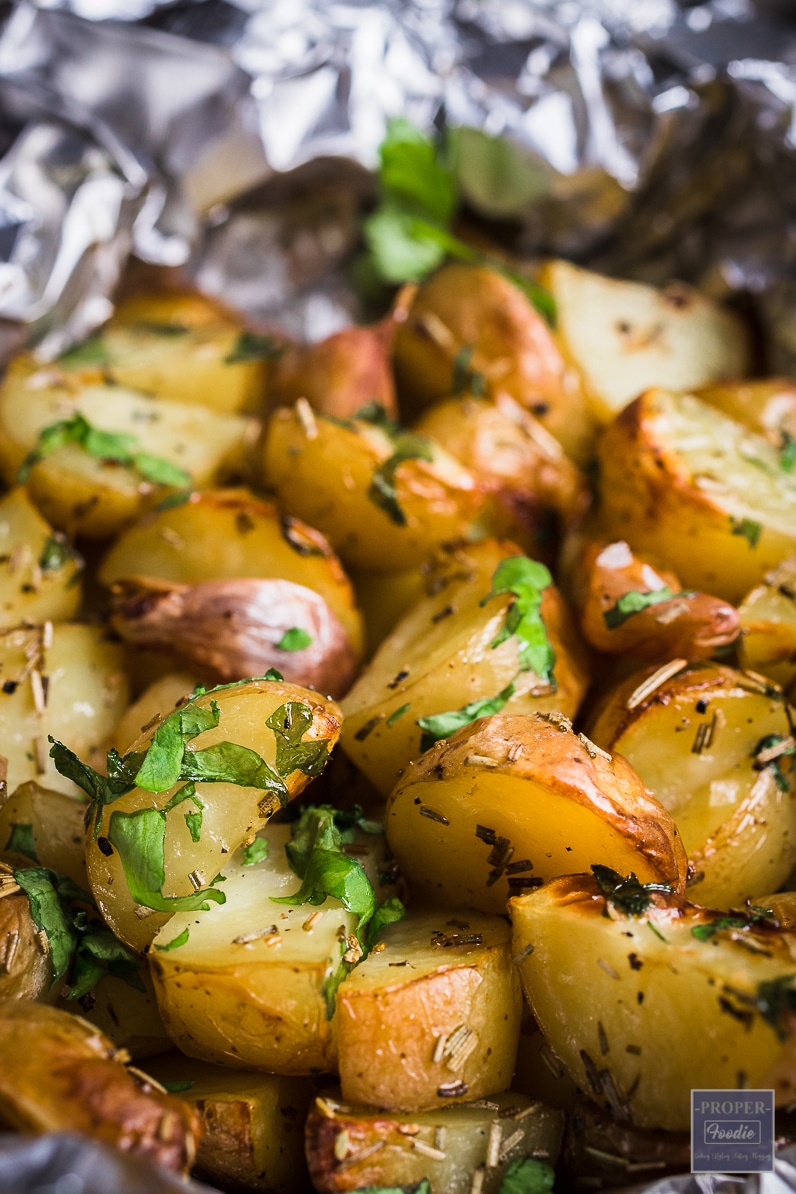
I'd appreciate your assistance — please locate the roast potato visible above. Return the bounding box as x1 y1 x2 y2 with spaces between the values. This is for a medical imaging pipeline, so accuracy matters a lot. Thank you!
305 1090 563 1194
696 377 796 450
384 712 686 916
0 488 82 626
596 389 796 603
336 908 522 1111
540 259 749 426
0 998 199 1172
110 673 199 756
511 873 796 1130
341 540 590 797
588 662 796 908
84 676 341 952
0 780 87 887
0 856 52 1001
737 559 796 692
63 967 173 1062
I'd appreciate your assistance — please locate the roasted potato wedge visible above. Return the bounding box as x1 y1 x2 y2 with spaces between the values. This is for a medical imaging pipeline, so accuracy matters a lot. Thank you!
0 856 52 1000
540 259 749 426
0 623 129 798
0 357 255 538
341 540 590 796
385 712 686 916
696 377 796 450
574 539 739 660
588 662 796 908
109 576 359 698
306 1090 563 1194
99 488 364 659
392 262 590 464
0 999 199 1172
596 389 796 603
0 780 87 886
146 1054 313 1193
262 403 486 572
62 289 278 415
85 676 341 952
738 559 796 691
511 874 796 1130
0 488 82 626
63 966 173 1061
336 908 521 1111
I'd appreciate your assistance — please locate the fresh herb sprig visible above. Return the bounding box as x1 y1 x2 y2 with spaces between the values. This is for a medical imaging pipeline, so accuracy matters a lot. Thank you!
481 556 556 687
591 865 672 918
603 587 696 629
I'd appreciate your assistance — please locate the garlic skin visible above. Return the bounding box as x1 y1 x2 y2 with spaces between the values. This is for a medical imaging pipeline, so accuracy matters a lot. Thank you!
110 575 359 698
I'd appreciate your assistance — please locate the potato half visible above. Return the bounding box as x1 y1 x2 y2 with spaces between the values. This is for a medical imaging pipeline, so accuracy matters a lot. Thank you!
0 856 52 1000
336 908 521 1111
341 540 590 797
588 662 796 908
85 676 341 952
0 999 199 1172
738 559 796 692
0 488 82 626
385 713 686 916
596 389 796 603
305 1090 563 1194
540 260 749 426
697 377 796 448
0 780 87 887
511 874 796 1130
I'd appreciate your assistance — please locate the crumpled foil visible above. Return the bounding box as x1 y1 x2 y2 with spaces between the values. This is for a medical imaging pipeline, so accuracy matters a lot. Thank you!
1 1 796 1192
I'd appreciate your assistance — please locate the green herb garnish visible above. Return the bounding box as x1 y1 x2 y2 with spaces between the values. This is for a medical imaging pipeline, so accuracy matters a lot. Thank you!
499 1157 556 1194
481 556 556 687
780 431 796 473
753 733 796 794
369 431 434 526
18 413 191 490
386 703 410 727
730 517 762 548
416 681 516 753
591 865 672 918
38 533 82 575
452 345 487 398
266 702 331 780
242 838 269 866
5 823 36 859
224 331 284 364
276 627 313 652
161 1079 195 1093
603 587 696 629
154 927 191 952
756 974 796 1040
58 337 109 368
692 907 775 942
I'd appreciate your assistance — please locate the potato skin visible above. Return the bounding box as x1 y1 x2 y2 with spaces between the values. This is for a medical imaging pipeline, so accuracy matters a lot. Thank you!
0 857 52 1000
0 999 200 1173
596 389 796 603
385 713 687 915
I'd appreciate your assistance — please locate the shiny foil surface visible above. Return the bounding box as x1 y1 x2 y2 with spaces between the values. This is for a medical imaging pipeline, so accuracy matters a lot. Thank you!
0 1 796 1191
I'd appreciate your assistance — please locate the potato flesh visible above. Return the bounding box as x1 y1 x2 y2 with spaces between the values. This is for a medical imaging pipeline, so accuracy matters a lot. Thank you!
0 781 88 886
541 260 749 423
86 679 341 952
99 489 364 658
738 563 796 692
150 822 357 1073
60 969 172 1061
0 488 81 626
145 1053 313 1193
597 390 796 602
337 909 522 1110
341 540 589 796
0 624 129 797
511 879 796 1130
305 1090 564 1194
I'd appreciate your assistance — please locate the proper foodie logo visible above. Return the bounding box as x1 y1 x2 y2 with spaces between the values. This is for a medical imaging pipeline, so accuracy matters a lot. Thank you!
691 1090 774 1173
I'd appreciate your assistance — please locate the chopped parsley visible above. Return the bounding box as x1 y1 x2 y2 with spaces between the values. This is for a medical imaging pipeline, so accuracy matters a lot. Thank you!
154 927 190 952
780 430 796 473
58 337 109 367
416 682 516 753
4 822 36 859
692 907 775 942
499 1158 556 1194
386 702 411 727
369 431 434 526
603 587 695 629
224 331 284 364
756 974 796 1040
267 701 331 780
480 556 556 687
161 1079 195 1093
730 517 762 548
362 118 554 324
753 733 795 794
591 865 672 918
354 1184 431 1194
452 345 487 398
276 627 313 652
18 412 191 490
38 533 82 576
242 838 269 866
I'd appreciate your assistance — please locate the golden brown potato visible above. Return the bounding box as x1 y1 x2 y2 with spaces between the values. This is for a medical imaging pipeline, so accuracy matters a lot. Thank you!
262 403 486 573
145 1054 313 1193
98 488 364 660
697 377 796 451
596 389 796 603
511 873 796 1130
83 676 341 952
393 263 591 464
109 576 359 699
385 712 686 916
573 539 739 660
336 909 521 1111
0 856 52 1000
341 540 590 797
0 781 87 887
305 1090 563 1194
0 999 199 1172
109 672 199 755
64 289 279 415
540 259 750 426
738 559 796 691
351 566 429 659
588 662 796 908
272 316 398 421
0 623 129 798
0 488 82 626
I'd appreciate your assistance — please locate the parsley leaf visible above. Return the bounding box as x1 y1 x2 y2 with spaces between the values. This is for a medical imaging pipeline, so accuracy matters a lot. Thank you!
134 701 220 793
5 823 36 859
276 627 313 652
378 117 457 226
499 1158 556 1194
730 517 762 548
266 702 330 780
692 907 775 942
154 927 190 952
603 587 696 629
480 556 556 687
369 431 434 526
224 331 284 364
416 681 516 753
352 1184 431 1194
365 895 407 951
780 431 796 473
162 1079 195 1093
18 412 190 491
756 974 796 1040
58 337 109 367
452 345 487 398
591 865 672 917
38 533 82 576
242 838 269 866
15 867 78 984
